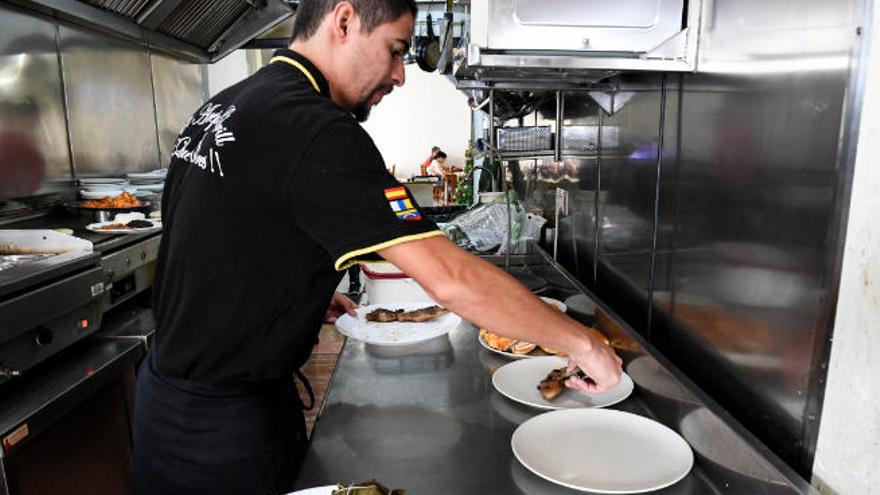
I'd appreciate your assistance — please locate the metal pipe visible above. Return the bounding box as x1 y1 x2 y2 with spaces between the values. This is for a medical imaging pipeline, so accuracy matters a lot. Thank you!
554 90 563 161
593 105 603 284
488 88 495 148
646 74 668 341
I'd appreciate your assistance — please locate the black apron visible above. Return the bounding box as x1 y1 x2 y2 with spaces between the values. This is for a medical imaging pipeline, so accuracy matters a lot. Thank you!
131 353 309 495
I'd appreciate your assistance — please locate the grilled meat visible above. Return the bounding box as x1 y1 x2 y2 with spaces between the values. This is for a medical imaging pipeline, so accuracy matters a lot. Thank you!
538 367 597 401
398 305 449 322
365 308 405 322
365 305 449 323
538 367 567 401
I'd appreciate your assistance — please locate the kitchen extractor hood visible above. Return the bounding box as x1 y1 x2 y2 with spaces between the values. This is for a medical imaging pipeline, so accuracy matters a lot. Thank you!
454 0 704 86
5 0 295 62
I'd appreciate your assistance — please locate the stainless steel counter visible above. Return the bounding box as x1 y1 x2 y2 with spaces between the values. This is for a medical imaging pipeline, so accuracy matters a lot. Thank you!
294 251 819 494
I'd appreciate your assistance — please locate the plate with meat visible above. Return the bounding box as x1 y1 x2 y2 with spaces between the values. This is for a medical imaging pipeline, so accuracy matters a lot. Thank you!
86 214 162 235
492 356 633 410
334 302 461 346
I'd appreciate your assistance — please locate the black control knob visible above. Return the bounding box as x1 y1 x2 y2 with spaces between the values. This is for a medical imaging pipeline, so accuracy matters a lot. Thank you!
34 328 54 347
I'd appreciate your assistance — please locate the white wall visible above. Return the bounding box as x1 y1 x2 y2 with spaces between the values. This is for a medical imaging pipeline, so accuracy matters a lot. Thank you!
362 66 471 178
811 5 880 495
206 50 250 98
206 55 471 178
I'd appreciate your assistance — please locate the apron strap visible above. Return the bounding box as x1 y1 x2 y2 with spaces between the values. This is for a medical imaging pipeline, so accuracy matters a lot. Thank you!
293 369 315 411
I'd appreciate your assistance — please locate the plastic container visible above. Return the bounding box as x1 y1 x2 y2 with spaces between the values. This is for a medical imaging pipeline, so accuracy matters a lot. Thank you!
360 263 434 304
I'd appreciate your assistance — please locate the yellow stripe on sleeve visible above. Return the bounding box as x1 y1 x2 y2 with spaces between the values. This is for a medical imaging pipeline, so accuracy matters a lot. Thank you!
334 230 445 271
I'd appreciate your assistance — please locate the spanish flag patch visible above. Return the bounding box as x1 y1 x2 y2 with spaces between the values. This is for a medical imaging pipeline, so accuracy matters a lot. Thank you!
384 186 422 221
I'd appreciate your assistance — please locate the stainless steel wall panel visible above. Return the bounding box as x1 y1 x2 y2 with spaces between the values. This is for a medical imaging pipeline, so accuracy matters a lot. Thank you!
59 24 159 175
596 83 669 331
545 0 861 476
0 4 71 197
150 52 206 167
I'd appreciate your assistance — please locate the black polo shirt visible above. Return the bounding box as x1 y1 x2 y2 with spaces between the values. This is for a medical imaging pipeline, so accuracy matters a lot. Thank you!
152 49 442 383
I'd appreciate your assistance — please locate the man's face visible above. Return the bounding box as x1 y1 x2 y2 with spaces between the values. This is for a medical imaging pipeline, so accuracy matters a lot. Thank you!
341 13 413 122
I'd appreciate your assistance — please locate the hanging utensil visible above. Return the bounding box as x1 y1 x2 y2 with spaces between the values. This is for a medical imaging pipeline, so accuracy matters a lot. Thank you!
415 13 441 72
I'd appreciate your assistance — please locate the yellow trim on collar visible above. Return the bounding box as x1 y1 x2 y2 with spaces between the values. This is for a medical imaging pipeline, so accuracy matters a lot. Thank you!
334 230 445 271
271 56 321 94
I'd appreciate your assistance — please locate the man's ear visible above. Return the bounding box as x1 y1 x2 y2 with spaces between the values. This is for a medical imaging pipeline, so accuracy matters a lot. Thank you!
331 1 356 40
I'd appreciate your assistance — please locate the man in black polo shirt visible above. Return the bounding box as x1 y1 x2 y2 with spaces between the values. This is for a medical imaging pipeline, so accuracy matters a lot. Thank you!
132 1 623 494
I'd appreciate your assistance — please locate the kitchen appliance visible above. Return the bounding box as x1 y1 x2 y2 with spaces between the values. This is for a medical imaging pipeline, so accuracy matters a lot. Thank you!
458 0 703 83
0 230 104 385
0 209 161 385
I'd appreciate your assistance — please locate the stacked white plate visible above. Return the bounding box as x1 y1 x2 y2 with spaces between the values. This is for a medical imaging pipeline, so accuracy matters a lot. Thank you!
127 169 166 194
79 177 129 199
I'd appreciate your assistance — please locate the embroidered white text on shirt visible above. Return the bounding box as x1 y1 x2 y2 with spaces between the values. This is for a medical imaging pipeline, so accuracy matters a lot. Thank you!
172 103 237 177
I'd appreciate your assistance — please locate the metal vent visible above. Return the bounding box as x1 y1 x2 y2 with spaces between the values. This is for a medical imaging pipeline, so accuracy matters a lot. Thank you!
158 0 250 49
79 0 153 17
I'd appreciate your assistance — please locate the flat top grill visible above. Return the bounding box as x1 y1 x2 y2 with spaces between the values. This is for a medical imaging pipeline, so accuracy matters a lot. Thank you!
7 210 161 254
0 207 161 298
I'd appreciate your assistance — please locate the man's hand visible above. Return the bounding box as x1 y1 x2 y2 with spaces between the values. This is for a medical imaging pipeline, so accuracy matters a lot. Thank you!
324 292 358 323
564 336 623 393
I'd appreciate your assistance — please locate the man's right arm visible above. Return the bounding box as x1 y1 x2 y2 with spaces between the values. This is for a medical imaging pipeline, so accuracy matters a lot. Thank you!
378 235 623 392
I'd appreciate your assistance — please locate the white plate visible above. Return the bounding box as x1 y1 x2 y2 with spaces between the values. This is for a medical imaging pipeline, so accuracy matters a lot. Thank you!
334 303 461 346
539 296 567 312
133 183 164 191
285 486 335 495
80 177 126 185
478 332 551 359
127 170 167 180
80 189 123 199
512 409 694 493
493 356 634 410
86 220 162 235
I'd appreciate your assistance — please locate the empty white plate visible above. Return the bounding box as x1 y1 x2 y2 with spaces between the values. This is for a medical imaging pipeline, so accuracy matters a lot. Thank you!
335 303 461 346
493 356 633 410
512 408 693 493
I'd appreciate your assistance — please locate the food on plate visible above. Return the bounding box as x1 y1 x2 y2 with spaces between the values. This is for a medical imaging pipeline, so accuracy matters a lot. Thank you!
538 345 563 356
81 191 142 208
538 367 567 401
482 325 608 357
97 223 126 230
365 308 405 322
96 219 155 231
399 305 450 322
509 341 537 355
126 219 154 229
479 328 517 351
333 479 404 495
537 367 596 401
365 305 449 323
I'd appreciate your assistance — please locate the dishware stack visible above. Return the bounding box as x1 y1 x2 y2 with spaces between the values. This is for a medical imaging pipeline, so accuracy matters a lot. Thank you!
126 169 167 201
79 177 128 199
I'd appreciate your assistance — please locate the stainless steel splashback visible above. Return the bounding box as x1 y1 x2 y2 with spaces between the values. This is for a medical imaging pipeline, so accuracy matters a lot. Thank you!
650 0 862 475
151 53 208 167
531 0 865 477
0 5 71 192
59 25 159 175
0 2 208 202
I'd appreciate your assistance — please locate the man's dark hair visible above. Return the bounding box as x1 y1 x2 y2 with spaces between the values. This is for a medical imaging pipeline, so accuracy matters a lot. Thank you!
436 151 447 159
290 0 418 42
